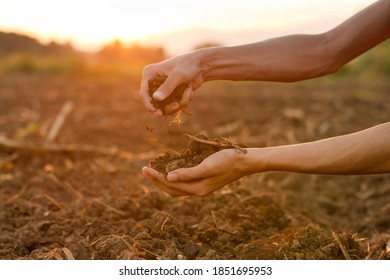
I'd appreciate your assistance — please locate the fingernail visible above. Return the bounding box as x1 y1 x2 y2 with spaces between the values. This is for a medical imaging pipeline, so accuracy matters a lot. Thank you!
152 109 162 117
153 91 165 101
142 167 149 176
167 173 178 182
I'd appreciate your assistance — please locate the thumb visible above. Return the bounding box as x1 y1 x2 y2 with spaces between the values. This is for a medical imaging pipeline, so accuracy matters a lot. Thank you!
167 166 204 182
153 73 185 101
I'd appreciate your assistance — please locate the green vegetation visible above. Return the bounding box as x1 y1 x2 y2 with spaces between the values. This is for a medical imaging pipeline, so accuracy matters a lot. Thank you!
0 31 166 79
330 40 390 79
1 54 85 76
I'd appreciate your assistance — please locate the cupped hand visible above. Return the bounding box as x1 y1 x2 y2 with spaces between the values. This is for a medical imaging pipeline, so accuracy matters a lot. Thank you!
142 149 247 196
139 52 204 117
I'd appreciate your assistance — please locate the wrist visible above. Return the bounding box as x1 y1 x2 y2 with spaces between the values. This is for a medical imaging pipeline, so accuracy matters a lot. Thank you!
195 44 258 82
194 47 217 82
195 46 236 82
236 148 270 175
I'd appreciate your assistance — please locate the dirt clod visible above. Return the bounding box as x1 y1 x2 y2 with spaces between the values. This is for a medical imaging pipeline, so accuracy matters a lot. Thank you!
239 225 366 260
148 74 188 114
149 134 247 174
183 242 201 260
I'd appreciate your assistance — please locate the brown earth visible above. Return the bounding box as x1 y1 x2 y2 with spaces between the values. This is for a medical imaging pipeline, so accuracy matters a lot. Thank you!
0 75 389 260
149 134 247 174
148 74 187 114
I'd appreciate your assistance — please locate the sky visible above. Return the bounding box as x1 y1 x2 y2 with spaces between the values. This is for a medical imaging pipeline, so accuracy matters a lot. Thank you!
0 0 377 55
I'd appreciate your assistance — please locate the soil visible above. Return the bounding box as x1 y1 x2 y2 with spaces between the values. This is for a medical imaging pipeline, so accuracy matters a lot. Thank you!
148 74 187 114
0 75 389 260
149 134 247 174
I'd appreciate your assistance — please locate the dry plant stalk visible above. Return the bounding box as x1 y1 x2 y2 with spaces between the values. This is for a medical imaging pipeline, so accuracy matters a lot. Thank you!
47 100 74 142
168 108 192 128
184 134 247 154
0 135 117 155
45 173 127 217
146 138 181 156
331 230 352 260
169 110 183 128
62 248 75 260
0 135 151 161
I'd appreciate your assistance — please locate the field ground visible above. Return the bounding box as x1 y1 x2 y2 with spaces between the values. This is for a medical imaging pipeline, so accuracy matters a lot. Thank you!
0 75 389 260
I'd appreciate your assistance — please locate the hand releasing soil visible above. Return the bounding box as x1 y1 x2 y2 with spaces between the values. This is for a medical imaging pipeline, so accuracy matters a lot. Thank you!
148 74 188 114
149 134 247 174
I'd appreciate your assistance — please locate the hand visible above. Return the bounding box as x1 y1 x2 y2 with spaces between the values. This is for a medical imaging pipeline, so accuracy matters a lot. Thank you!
139 52 204 116
142 149 247 196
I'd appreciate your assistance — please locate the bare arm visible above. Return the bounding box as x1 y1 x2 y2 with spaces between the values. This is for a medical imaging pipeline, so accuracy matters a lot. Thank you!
245 122 390 175
140 0 390 116
142 122 390 196
199 0 390 83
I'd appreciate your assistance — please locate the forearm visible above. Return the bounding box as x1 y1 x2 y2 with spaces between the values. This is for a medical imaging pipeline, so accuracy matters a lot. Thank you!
328 0 390 67
197 34 335 82
195 0 389 83
242 122 390 175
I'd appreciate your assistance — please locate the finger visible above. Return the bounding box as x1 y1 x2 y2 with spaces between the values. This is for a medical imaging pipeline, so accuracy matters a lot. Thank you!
140 91 163 117
139 73 164 116
142 167 190 196
180 86 193 107
167 176 214 197
144 167 215 197
150 176 190 196
167 164 211 182
143 167 207 196
162 86 192 115
153 72 185 101
163 102 181 116
139 82 156 114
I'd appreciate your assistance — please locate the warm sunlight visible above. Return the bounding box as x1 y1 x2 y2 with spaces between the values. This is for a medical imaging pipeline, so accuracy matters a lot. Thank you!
0 0 183 50
0 0 389 270
0 0 377 53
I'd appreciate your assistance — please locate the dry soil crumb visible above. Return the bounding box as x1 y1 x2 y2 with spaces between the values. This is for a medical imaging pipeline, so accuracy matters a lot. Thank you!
239 224 366 260
148 74 188 114
149 134 247 174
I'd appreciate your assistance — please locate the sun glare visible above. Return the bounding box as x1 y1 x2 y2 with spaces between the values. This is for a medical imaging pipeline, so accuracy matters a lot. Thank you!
53 1 180 50
0 0 184 50
0 0 377 52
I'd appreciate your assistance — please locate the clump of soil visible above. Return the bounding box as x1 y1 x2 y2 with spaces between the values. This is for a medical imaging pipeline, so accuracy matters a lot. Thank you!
149 134 247 174
148 74 188 114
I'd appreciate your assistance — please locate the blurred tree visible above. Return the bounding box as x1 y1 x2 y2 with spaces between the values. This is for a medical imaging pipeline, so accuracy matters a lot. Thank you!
45 41 75 56
97 39 166 65
0 31 76 56
0 32 42 55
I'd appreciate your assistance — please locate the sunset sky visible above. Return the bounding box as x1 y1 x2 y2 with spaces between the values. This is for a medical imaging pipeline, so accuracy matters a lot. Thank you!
0 0 376 54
